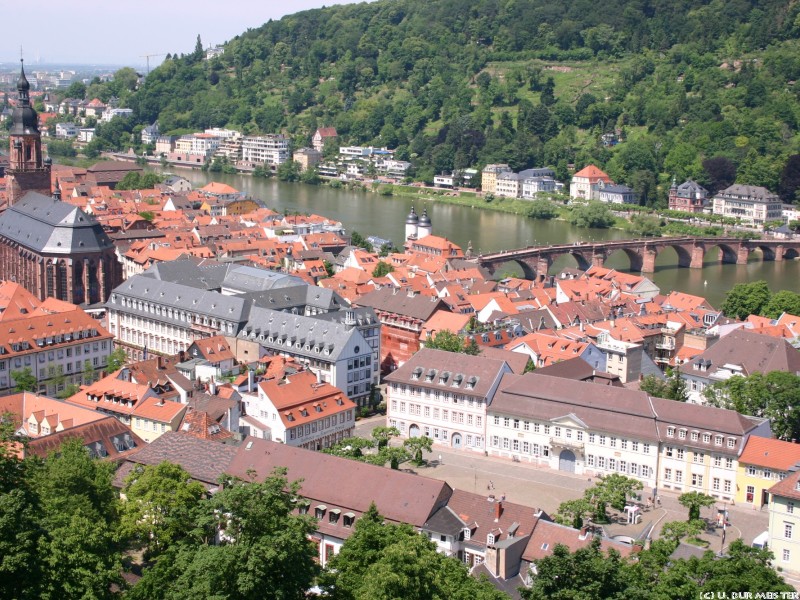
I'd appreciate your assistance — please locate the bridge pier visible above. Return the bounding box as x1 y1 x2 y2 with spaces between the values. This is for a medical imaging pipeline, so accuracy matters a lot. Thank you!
641 249 657 273
690 245 705 269
737 245 749 265
536 257 551 281
776 245 784 261
592 253 605 268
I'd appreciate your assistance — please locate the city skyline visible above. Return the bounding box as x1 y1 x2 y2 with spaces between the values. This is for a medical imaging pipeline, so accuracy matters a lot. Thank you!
2 0 369 66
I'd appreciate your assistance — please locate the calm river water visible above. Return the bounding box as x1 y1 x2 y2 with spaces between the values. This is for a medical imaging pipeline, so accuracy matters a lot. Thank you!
174 170 800 308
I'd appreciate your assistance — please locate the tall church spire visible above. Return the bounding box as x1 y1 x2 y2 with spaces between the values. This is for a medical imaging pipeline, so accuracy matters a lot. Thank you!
5 58 51 208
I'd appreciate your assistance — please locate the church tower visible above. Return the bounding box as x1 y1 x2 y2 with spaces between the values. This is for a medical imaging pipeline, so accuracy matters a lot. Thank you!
6 59 51 207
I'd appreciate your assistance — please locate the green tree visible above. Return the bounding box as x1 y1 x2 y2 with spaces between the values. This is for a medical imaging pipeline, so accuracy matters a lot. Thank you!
82 359 96 384
762 290 800 318
640 368 687 402
704 371 800 440
321 504 506 600
528 200 560 220
130 468 319 600
323 436 376 460
372 261 395 278
660 519 706 544
678 491 716 521
568 202 615 229
107 347 128 372
12 367 37 392
585 473 643 521
424 330 480 355
371 426 400 450
121 462 205 559
521 538 629 600
403 436 433 466
350 231 373 252
555 497 594 529
721 281 772 320
277 160 302 182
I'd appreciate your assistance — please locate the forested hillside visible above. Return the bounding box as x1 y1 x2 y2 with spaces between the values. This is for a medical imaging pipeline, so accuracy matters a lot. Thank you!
122 0 800 205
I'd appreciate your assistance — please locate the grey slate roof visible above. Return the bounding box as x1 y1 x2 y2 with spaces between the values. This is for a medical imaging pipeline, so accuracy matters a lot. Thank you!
676 180 707 197
144 256 229 289
109 274 251 325
239 306 368 361
384 348 510 398
717 184 778 201
221 264 306 293
0 191 114 255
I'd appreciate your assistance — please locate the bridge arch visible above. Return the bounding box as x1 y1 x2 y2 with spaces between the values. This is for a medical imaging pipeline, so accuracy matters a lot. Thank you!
703 243 740 265
657 243 693 268
784 248 800 261
749 244 776 262
605 248 644 272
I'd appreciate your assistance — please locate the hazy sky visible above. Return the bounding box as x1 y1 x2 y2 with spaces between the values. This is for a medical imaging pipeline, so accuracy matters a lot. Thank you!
2 0 367 66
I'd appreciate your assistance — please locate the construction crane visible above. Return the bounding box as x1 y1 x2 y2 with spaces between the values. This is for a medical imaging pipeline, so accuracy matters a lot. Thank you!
140 53 166 76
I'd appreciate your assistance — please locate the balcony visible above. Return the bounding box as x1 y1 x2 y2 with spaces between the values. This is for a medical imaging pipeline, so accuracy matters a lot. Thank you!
550 436 584 451
655 340 676 350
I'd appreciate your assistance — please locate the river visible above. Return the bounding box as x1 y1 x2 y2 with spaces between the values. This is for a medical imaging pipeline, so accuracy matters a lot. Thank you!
172 170 800 308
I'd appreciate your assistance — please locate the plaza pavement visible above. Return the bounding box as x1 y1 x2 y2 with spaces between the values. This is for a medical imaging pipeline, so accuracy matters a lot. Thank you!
355 414 769 551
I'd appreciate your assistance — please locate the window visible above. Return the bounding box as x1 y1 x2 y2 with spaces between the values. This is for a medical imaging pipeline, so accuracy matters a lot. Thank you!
713 477 720 491
609 458 616 471
588 433 596 444
789 503 795 515
632 441 639 452
621 439 628 450
534 423 540 433
554 426 561 437
665 446 674 458
692 473 703 488
599 435 606 445
577 431 584 441
587 455 595 467
667 427 675 437
785 523 793 540
784 549 791 562
664 468 672 481
724 480 732 493
727 438 736 448
764 469 772 480
503 417 510 427
725 458 734 469
643 444 650 454
675 470 683 484
715 435 723 446
693 452 704 464
691 431 699 441
514 419 520 430
747 466 757 476
676 449 685 460
610 437 617 448
524 421 530 431
714 456 722 467
494 416 500 425
679 429 686 440
703 433 711 443
597 456 606 469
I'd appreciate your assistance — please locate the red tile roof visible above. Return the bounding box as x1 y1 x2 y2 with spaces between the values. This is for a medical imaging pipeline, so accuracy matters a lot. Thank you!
739 436 800 470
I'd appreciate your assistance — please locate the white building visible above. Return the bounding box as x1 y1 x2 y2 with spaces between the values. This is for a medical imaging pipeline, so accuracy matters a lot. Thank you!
487 372 769 500
712 184 782 226
101 108 133 122
241 370 357 450
55 122 78 138
767 470 800 575
241 134 290 166
385 348 513 452
521 176 557 198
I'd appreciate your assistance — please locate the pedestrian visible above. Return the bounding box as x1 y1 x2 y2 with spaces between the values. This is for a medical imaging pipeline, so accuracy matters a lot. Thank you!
500 493 506 502
438 453 442 465
489 480 495 490
657 495 661 506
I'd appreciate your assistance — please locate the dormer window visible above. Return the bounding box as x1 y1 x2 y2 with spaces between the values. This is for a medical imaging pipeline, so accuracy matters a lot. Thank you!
412 367 423 381
315 505 327 519
466 376 477 390
463 527 471 541
487 533 495 545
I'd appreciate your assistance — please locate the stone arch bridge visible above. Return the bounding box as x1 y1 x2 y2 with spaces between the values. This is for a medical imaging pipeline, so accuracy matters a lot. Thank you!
471 237 800 280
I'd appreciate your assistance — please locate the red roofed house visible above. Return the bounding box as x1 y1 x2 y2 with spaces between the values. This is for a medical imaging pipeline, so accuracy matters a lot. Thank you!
569 165 612 200
0 392 107 438
312 127 338 152
242 370 357 450
737 436 800 508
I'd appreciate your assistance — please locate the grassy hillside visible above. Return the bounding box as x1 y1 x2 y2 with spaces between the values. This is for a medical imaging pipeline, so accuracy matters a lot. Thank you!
113 0 800 205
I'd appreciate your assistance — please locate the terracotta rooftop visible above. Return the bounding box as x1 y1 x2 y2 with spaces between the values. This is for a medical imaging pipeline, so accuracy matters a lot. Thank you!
739 436 800 470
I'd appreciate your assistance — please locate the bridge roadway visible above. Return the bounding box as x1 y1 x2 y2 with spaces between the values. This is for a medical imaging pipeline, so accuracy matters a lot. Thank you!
472 236 800 280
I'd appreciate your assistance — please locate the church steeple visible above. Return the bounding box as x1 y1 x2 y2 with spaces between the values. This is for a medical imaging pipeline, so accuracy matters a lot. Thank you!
5 58 51 208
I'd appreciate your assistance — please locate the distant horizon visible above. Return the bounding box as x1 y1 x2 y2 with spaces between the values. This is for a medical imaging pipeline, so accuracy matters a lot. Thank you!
2 0 370 66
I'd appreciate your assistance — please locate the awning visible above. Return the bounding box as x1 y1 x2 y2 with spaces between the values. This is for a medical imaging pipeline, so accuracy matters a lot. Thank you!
343 512 356 519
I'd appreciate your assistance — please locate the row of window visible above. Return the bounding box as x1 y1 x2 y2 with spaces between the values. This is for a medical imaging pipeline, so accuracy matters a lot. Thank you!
392 383 480 406
745 466 785 480
392 401 483 427
491 436 549 456
491 417 653 453
134 418 167 433
114 297 236 334
665 426 736 448
288 411 353 440
587 455 653 478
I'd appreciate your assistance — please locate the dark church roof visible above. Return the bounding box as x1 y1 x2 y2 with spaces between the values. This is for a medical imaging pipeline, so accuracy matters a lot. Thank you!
10 60 39 136
0 192 115 255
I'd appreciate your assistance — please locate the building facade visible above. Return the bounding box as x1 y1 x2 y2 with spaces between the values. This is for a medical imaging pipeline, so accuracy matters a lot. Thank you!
712 184 782 226
242 134 290 167
668 179 708 213
385 348 513 452
768 470 800 575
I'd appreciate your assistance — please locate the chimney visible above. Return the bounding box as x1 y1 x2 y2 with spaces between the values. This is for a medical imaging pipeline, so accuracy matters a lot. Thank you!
579 526 589 539
494 500 503 520
156 355 163 370
209 379 217 395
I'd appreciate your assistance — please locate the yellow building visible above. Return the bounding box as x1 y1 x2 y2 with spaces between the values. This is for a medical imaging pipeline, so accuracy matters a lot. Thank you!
737 436 800 509
768 470 800 574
